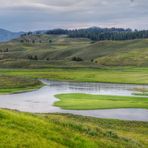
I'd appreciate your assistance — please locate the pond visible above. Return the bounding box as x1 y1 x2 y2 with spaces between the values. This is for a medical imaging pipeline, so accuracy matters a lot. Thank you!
0 79 148 121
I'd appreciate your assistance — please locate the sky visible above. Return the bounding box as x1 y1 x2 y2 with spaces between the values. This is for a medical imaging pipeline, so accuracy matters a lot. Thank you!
0 0 148 31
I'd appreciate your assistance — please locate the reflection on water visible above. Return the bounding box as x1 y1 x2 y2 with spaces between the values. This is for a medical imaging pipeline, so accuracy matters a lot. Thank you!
42 79 148 96
0 80 147 121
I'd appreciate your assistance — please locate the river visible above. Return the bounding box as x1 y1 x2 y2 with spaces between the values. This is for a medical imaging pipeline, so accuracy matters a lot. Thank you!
0 79 147 121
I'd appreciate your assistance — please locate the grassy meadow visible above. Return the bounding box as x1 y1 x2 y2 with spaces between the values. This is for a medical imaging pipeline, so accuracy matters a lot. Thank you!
0 109 148 148
0 67 148 85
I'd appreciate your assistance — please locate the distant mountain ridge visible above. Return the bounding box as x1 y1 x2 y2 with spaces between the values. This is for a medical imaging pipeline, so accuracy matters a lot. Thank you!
0 28 24 42
1 26 148 42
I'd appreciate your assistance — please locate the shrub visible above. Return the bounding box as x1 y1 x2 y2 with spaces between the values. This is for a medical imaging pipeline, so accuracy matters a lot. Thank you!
72 57 83 62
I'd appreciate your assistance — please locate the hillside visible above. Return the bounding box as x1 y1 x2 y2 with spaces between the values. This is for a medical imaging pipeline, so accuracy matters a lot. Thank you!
0 109 147 148
0 28 23 42
0 34 148 68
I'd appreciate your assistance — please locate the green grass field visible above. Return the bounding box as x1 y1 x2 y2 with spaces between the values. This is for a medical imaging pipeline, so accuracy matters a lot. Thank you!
0 67 148 84
55 93 148 110
0 109 147 148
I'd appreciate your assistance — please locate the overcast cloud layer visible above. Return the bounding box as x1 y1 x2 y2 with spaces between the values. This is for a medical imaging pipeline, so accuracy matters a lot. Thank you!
0 0 148 31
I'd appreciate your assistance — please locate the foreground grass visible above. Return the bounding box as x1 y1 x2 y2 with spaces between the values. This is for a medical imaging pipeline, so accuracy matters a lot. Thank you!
0 109 147 148
55 93 148 110
0 75 42 94
0 66 148 84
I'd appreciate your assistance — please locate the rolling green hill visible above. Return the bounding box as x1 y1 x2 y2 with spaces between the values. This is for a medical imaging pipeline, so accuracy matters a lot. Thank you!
0 34 148 68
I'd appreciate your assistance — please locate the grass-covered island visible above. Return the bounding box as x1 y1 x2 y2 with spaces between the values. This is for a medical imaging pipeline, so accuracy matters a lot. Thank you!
0 109 148 148
55 93 148 110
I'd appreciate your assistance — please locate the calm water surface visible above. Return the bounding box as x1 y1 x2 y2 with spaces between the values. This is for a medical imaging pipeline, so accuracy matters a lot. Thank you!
0 80 147 121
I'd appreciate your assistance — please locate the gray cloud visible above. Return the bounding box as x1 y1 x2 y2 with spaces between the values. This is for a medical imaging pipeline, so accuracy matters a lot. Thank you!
0 0 148 31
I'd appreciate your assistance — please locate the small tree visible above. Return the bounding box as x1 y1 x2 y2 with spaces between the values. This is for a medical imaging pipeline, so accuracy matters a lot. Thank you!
28 55 33 60
72 57 83 62
27 32 32 35
34 55 38 60
5 48 8 52
49 40 52 43
32 40 35 44
20 40 24 43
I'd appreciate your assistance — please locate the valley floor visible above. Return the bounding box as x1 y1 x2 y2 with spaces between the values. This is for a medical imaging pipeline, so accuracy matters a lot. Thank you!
0 67 147 147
